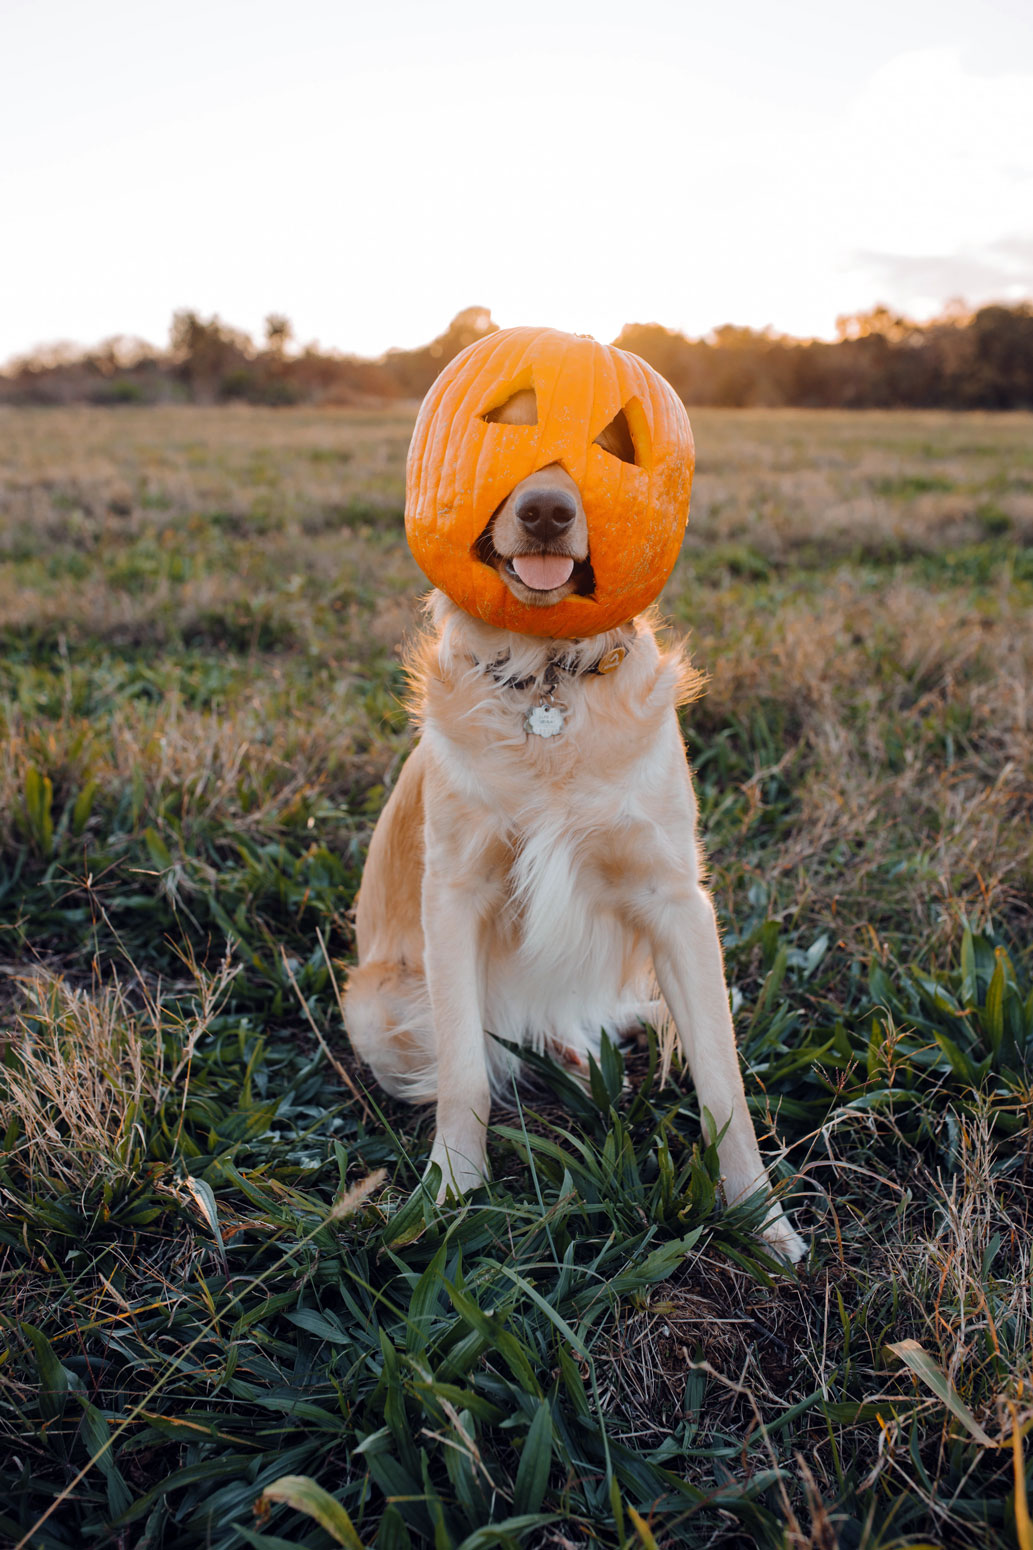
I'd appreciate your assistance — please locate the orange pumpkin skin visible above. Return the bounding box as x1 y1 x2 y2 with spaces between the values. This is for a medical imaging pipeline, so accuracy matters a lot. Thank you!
405 327 694 638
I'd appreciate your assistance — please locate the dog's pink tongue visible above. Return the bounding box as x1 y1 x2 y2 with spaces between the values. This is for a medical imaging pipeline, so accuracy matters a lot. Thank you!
512 553 574 591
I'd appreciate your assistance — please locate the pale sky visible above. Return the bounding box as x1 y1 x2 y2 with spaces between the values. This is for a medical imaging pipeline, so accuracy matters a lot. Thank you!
2 0 1032 365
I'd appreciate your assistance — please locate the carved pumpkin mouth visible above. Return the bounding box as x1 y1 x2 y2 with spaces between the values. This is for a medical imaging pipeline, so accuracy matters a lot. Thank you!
473 522 596 605
503 551 596 601
472 459 596 606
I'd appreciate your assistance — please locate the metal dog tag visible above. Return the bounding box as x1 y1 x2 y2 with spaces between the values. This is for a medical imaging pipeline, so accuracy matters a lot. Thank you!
526 703 565 737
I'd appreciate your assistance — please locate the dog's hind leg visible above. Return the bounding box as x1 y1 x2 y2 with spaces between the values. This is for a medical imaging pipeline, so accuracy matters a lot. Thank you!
345 747 436 1096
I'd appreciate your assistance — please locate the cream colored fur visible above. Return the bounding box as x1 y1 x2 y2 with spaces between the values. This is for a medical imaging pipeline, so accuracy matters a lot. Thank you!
344 592 806 1263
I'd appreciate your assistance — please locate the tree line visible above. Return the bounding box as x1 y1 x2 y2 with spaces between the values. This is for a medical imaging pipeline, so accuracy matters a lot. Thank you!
3 300 1032 410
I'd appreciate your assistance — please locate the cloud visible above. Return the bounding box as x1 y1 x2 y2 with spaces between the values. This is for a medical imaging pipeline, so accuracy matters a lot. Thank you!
991 235 1033 266
827 49 1033 320
825 47 1033 259
851 234 1033 316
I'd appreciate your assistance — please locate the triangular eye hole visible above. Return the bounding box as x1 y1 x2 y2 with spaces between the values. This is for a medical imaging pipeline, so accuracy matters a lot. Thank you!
480 386 538 425
594 406 638 464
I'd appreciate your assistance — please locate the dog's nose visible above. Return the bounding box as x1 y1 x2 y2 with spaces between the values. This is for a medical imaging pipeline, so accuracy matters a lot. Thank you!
514 486 577 543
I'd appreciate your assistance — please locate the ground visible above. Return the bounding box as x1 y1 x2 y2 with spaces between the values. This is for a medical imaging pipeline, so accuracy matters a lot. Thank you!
1 403 1032 1549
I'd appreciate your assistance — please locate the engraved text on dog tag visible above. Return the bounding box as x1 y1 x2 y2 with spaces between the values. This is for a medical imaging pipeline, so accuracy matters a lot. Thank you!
526 703 565 737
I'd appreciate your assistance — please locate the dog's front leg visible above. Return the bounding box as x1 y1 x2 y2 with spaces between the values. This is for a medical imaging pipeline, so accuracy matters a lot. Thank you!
650 886 806 1264
422 863 492 1200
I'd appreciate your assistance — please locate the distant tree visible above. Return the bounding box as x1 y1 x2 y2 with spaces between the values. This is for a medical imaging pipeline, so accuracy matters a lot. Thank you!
965 303 1033 409
613 324 711 403
835 306 920 345
429 306 496 360
170 311 253 402
381 307 498 397
5 300 1033 411
85 336 155 374
264 313 293 356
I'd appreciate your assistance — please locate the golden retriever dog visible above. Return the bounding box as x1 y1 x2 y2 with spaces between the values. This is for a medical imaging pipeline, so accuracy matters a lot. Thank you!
344 390 805 1263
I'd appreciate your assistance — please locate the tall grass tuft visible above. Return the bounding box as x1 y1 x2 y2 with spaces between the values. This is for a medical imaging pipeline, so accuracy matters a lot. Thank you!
3 973 158 1190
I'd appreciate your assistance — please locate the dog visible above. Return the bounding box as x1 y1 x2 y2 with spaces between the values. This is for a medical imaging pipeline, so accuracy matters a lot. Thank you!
344 389 805 1264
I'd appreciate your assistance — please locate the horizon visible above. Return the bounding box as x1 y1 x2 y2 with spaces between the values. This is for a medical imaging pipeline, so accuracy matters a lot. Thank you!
4 295 1029 378
3 0 1032 367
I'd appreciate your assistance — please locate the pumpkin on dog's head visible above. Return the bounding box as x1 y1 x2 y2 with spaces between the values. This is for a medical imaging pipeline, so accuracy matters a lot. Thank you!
405 326 694 638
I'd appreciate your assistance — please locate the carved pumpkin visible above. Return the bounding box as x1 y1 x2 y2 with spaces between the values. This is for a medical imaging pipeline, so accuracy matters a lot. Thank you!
405 326 694 637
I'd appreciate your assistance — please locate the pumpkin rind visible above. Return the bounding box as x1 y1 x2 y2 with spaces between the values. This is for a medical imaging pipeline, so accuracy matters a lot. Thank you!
405 327 694 637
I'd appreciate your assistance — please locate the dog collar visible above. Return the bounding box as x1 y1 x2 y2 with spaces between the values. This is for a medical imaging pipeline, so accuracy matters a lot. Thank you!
482 633 632 695
479 632 632 738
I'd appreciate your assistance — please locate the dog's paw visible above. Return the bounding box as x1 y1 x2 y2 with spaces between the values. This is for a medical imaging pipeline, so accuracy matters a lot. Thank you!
427 1135 488 1203
760 1210 807 1266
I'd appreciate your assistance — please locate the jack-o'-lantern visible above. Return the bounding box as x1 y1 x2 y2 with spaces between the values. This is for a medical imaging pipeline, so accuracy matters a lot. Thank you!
405 326 694 637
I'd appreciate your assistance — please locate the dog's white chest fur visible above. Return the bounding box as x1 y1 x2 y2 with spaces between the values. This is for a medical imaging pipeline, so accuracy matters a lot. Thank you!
421 651 688 1085
486 802 659 1077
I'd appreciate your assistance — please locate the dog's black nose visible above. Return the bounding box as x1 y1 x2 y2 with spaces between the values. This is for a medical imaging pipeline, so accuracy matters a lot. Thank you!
514 487 577 543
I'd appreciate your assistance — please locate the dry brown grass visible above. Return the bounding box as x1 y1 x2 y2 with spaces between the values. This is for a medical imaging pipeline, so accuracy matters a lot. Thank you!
0 973 156 1189
0 949 240 1193
688 574 1033 945
681 407 1033 561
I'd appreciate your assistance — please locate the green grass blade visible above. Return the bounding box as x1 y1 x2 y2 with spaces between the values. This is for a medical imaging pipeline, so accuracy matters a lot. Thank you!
886 1339 995 1446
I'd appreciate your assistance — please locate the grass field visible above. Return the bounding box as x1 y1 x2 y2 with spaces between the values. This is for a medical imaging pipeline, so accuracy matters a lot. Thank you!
1 402 1032 1549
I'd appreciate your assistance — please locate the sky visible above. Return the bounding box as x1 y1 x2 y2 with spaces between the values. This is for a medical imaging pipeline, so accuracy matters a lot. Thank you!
2 0 1032 365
